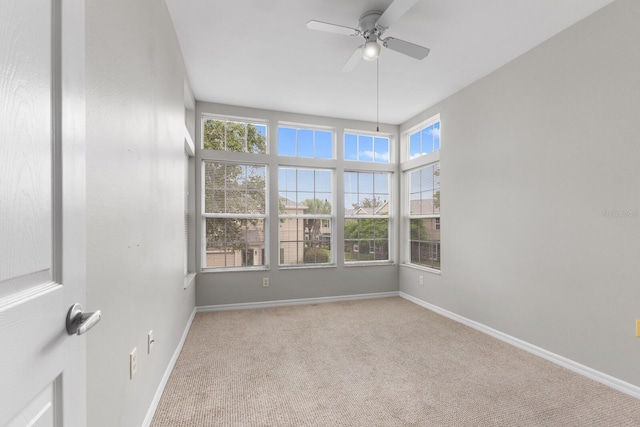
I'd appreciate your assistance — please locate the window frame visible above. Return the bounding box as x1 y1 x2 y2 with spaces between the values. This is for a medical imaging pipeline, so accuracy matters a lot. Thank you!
277 122 335 159
406 116 441 161
401 114 441 274
201 160 269 272
343 130 392 164
201 114 269 154
343 170 392 265
277 165 335 268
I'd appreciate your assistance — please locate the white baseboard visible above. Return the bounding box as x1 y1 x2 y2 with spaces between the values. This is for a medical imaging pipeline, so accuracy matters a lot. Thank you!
399 292 640 400
197 291 399 313
141 307 197 427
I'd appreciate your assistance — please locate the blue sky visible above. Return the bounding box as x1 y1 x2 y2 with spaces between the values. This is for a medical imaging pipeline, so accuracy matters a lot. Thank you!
344 134 390 163
409 121 440 159
278 127 332 158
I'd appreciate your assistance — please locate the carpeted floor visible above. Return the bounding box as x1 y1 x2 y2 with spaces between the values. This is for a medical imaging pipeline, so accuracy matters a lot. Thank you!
151 297 640 426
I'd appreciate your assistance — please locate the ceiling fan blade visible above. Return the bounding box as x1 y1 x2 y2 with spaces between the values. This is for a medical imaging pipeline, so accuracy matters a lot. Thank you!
341 46 363 72
383 37 430 60
376 0 418 29
307 20 360 36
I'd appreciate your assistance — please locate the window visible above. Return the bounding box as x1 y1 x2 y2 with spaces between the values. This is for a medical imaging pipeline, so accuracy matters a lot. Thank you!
203 162 267 269
277 126 333 158
278 167 333 265
344 171 390 262
184 153 190 275
202 117 267 153
408 163 441 270
409 120 440 159
344 132 390 163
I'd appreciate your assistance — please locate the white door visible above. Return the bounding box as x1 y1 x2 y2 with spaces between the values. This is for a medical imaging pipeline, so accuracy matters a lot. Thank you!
0 1 88 426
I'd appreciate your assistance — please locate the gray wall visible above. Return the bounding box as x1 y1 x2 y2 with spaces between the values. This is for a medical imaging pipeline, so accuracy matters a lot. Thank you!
86 1 196 426
400 0 640 387
195 102 399 306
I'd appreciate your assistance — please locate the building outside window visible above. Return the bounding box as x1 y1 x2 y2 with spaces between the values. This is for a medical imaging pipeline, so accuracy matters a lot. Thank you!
278 167 333 265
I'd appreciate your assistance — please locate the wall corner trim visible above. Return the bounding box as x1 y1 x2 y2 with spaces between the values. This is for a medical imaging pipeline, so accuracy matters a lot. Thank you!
197 291 400 313
142 307 197 427
399 292 640 400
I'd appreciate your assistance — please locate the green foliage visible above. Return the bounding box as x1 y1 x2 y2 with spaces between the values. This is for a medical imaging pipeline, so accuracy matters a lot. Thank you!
204 162 266 249
351 196 385 211
303 247 330 264
203 119 266 153
410 218 429 241
303 198 331 215
344 218 388 240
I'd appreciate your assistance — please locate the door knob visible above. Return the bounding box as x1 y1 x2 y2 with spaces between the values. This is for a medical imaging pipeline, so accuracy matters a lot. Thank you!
66 303 102 335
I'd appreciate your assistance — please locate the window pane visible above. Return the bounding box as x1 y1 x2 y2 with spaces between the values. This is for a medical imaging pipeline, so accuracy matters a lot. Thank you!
409 218 440 269
409 131 421 159
374 172 389 195
315 169 332 193
297 169 315 192
358 136 373 161
344 218 389 262
278 126 334 159
225 121 246 152
203 118 267 153
278 167 334 266
344 171 390 214
297 129 314 157
421 125 434 155
204 162 266 215
277 127 296 156
408 163 439 215
407 120 440 160
344 134 358 160
247 124 267 154
279 218 332 265
345 133 390 163
315 130 333 159
203 119 225 150
205 218 265 268
374 137 390 163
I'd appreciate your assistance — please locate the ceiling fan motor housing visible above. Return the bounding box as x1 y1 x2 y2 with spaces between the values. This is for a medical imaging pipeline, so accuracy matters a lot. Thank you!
359 10 384 38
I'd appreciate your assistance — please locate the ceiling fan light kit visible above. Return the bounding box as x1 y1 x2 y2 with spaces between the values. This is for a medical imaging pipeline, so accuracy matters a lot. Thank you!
363 39 381 61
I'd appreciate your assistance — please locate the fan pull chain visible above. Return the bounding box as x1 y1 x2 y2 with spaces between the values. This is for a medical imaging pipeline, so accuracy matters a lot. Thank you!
376 57 379 132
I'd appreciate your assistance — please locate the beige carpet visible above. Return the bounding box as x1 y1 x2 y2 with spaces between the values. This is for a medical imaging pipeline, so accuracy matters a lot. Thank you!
151 297 640 426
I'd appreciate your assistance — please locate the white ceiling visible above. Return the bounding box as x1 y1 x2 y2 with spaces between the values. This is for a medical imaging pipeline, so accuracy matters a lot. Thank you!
166 0 613 125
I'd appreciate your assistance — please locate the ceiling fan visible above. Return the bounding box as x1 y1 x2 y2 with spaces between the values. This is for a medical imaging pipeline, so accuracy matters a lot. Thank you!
306 0 430 72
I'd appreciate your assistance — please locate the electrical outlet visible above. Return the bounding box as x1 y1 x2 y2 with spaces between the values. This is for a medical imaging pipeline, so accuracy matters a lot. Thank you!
130 347 137 379
263 277 269 287
148 330 155 354
419 275 424 285
636 320 640 338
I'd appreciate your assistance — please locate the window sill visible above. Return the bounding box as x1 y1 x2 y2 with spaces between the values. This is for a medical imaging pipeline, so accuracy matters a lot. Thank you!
278 263 336 271
401 263 441 275
184 273 196 289
200 266 270 274
344 261 395 267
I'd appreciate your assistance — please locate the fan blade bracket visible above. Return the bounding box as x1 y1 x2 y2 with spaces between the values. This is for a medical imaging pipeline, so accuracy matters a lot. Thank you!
307 20 361 36
382 37 430 60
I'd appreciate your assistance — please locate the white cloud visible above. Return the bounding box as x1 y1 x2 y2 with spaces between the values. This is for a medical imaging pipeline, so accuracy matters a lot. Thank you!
361 150 390 162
